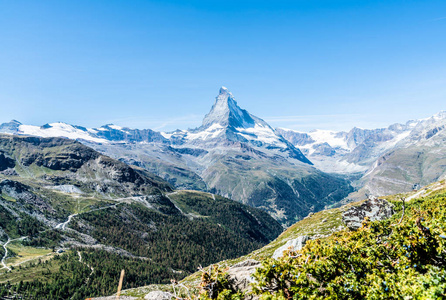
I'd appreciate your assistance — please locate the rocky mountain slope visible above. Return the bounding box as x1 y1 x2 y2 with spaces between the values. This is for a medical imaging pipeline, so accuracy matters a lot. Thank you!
1 89 443 220
0 134 283 299
0 87 353 226
277 111 446 198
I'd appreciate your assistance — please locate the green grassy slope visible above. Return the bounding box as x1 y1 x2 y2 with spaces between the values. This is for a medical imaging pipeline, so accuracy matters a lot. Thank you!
120 180 446 299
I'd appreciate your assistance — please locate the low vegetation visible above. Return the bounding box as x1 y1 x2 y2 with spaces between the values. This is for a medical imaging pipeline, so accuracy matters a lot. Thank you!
186 188 446 299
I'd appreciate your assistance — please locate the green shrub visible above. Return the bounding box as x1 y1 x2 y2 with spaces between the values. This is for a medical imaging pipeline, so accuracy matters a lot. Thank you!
251 193 446 299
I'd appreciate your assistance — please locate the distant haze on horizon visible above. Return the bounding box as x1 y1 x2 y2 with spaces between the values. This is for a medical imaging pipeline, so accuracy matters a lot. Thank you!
1 1 445 132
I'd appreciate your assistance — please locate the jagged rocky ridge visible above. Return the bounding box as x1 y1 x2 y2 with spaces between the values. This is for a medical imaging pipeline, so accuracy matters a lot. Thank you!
0 87 353 225
2 89 443 221
277 111 446 198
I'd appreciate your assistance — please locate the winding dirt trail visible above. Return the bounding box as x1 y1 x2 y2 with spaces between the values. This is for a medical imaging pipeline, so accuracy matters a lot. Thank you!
55 203 120 231
1 236 27 271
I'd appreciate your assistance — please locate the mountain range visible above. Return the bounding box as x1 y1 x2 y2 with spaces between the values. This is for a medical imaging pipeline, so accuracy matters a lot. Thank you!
0 87 445 224
277 110 446 198
0 87 353 225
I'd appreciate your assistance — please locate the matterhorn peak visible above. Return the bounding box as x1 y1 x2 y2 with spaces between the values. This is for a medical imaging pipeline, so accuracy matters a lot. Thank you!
216 86 234 102
201 87 257 129
219 86 231 95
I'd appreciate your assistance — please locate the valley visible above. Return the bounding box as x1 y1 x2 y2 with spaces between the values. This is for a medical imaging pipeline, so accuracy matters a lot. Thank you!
0 89 444 299
0 134 282 299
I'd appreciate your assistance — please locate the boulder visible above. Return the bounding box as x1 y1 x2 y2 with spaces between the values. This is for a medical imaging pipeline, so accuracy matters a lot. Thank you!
272 235 309 259
144 291 173 300
226 259 261 300
342 198 394 230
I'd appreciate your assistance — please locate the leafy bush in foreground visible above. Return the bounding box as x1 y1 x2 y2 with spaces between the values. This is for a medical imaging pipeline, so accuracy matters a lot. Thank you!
189 192 446 299
251 193 446 299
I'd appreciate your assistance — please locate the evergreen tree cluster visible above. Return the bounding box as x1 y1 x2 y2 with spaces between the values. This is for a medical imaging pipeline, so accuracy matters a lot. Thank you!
73 202 276 274
0 249 175 300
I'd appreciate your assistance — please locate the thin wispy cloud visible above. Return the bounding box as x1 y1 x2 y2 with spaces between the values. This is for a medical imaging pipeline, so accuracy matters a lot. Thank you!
430 16 446 21
104 114 203 131
265 114 398 132
265 114 364 123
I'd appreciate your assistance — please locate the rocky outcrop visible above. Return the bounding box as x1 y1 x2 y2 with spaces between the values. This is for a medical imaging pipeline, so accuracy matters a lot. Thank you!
342 197 394 230
0 179 55 214
227 259 260 289
226 259 261 300
0 153 15 171
272 235 309 259
144 291 173 300
91 296 136 300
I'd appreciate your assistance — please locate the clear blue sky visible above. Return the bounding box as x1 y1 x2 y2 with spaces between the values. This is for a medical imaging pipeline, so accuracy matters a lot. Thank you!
1 0 445 132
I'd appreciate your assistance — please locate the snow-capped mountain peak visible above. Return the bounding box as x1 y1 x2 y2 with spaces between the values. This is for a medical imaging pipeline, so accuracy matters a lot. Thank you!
18 122 109 143
219 86 230 95
186 87 312 164
201 86 257 129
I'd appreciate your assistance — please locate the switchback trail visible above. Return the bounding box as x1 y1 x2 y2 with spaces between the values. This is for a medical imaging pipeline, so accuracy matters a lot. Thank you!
55 203 120 231
1 236 27 271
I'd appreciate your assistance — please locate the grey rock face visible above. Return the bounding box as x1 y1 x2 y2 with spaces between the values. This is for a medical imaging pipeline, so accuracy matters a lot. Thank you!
275 129 315 146
226 259 261 299
272 235 309 259
342 198 394 230
95 125 168 144
312 142 336 156
144 291 173 300
0 153 15 171
0 179 56 214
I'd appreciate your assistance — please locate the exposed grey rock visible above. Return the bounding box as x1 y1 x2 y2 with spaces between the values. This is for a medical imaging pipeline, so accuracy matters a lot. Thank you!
0 179 56 214
46 184 84 194
275 129 315 146
144 291 173 300
226 259 261 299
0 168 18 176
312 142 336 156
342 198 394 230
92 296 136 300
0 153 15 171
272 235 309 259
95 125 168 144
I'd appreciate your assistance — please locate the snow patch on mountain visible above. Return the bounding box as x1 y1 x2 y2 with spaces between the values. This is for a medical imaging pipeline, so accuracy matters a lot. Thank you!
308 129 350 150
186 124 224 141
237 123 287 147
19 123 108 143
160 132 174 139
108 125 123 130
374 130 411 152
